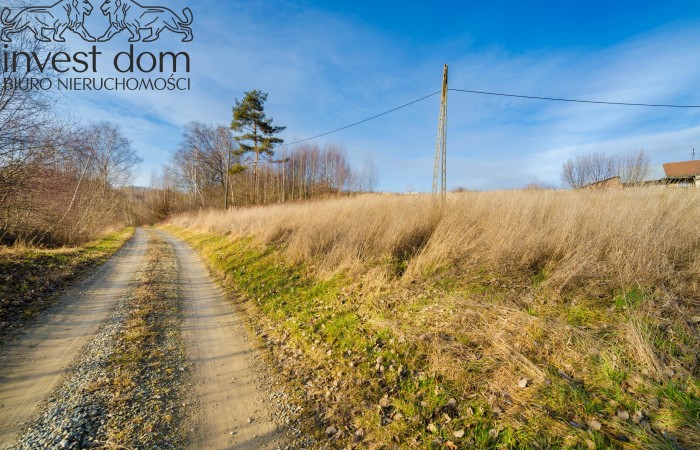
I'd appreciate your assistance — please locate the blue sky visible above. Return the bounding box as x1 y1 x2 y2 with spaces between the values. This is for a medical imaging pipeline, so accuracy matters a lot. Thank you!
57 0 700 191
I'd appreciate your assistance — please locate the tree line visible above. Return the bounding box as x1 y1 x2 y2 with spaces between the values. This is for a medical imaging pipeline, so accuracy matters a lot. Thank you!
1 24 141 246
0 119 141 246
149 90 377 217
561 149 650 189
1 85 376 244
2 40 374 245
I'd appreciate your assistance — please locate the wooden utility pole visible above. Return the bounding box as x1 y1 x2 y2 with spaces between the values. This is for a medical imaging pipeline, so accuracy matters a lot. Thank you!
432 64 448 201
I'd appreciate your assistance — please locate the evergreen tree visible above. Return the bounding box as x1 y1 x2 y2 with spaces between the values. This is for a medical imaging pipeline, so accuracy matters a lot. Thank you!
231 90 286 202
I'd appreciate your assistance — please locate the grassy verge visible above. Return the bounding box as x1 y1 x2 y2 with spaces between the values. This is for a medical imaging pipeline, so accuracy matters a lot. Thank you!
162 222 700 450
0 227 134 341
103 231 187 449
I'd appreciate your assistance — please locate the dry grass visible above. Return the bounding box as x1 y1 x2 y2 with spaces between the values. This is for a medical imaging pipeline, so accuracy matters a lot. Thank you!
167 188 700 448
170 189 700 296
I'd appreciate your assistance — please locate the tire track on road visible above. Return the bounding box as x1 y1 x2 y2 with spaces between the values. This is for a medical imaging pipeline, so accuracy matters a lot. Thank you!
157 230 287 450
0 228 149 447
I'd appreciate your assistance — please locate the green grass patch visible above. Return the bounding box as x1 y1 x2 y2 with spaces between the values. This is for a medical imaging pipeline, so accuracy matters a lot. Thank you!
655 381 700 433
613 288 646 309
565 304 604 327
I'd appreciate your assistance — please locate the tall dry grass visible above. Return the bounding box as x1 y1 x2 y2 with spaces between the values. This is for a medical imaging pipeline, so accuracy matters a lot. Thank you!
169 189 700 299
167 189 700 447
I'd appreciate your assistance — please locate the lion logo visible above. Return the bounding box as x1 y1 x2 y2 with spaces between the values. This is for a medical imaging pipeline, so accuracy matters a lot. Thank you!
98 0 192 42
0 0 96 42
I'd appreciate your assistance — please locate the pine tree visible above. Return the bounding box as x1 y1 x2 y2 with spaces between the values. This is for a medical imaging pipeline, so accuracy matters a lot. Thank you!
230 90 286 203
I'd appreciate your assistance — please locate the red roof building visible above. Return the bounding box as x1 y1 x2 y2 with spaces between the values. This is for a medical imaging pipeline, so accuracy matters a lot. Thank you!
659 160 700 188
663 160 700 178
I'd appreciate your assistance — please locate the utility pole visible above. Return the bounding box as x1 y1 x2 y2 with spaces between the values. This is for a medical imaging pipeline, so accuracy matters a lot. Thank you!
432 64 448 202
692 147 696 160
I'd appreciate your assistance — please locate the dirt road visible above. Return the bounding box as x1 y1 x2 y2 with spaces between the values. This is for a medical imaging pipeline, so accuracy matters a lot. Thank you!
158 231 284 450
0 229 287 450
0 228 149 446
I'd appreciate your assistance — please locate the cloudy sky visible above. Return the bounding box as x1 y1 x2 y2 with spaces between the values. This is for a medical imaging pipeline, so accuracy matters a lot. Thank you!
55 0 700 191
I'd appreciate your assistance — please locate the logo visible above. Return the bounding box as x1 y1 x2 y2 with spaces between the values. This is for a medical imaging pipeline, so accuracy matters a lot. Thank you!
98 0 192 42
0 0 193 43
1 0 97 42
1 0 194 93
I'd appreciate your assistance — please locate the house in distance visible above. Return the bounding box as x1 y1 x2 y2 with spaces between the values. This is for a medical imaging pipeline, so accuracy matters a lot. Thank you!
584 159 700 189
661 160 700 188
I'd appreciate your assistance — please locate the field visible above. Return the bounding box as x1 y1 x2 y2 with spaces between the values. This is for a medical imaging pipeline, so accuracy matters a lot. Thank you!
166 188 700 449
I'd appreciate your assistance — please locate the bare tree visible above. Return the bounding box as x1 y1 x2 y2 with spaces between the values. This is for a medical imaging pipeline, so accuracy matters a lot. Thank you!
0 5 85 244
0 120 141 245
523 178 556 190
0 7 142 245
617 149 650 185
0 0 62 161
172 122 244 209
0 0 63 228
359 158 379 192
170 135 376 208
561 150 648 189
79 122 141 189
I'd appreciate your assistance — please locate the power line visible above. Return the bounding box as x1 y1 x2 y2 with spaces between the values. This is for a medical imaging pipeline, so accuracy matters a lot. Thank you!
449 88 700 108
278 87 700 148
280 91 440 147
